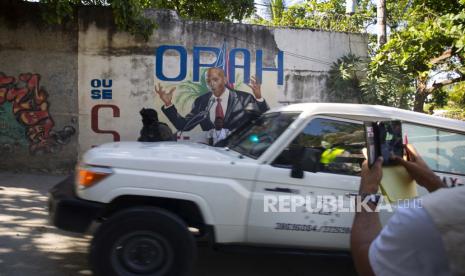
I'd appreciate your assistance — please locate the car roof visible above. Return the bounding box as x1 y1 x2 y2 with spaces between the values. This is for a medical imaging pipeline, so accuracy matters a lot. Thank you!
270 103 465 132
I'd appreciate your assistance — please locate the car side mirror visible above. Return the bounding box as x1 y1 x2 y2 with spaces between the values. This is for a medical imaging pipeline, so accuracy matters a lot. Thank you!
290 147 322 178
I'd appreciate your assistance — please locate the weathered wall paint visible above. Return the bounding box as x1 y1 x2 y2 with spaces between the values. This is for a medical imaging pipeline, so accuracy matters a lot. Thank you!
0 2 78 173
78 7 368 152
0 2 367 171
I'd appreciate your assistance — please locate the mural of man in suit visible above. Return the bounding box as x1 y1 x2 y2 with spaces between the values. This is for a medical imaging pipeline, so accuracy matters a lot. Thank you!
155 67 269 132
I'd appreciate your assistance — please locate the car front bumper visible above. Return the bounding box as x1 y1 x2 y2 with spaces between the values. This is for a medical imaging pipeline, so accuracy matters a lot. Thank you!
48 175 105 233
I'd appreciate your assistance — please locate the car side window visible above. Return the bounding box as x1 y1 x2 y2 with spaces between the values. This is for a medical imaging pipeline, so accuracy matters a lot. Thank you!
273 118 366 176
403 123 465 175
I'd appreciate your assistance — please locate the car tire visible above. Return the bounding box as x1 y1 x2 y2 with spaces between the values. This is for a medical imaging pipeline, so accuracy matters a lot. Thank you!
89 206 197 276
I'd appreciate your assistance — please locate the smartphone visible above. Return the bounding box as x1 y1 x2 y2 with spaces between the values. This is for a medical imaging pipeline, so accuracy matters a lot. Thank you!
365 120 404 166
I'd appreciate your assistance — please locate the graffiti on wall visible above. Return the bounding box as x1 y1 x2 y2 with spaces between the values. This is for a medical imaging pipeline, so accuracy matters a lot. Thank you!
81 42 284 147
0 72 76 154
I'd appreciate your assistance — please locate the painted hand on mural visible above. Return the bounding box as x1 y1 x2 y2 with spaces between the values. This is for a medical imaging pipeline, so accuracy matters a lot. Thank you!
246 75 262 100
155 83 176 106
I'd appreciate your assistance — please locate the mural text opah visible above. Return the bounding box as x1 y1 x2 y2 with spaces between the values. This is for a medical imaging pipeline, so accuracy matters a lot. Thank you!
155 45 284 85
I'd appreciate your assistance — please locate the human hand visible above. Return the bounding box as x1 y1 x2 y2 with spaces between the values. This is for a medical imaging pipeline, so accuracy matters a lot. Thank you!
394 144 445 192
155 83 175 106
360 157 383 194
246 75 262 99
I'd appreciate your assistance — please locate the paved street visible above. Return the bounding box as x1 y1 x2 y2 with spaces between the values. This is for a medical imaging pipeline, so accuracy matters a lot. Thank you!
0 172 356 276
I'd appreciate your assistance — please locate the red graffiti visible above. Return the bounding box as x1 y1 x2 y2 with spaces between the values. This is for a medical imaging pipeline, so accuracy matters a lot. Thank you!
0 72 75 154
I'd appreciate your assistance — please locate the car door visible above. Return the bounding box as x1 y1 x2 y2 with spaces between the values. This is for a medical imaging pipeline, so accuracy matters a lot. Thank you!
247 116 372 250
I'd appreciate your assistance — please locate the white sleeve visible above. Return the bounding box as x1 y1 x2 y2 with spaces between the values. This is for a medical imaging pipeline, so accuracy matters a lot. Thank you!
368 204 451 276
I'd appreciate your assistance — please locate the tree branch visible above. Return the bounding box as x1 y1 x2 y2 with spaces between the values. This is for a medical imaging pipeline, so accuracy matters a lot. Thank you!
427 73 465 93
430 48 453 65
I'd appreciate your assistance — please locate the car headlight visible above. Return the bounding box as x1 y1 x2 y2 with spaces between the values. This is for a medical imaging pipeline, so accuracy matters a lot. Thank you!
76 164 113 189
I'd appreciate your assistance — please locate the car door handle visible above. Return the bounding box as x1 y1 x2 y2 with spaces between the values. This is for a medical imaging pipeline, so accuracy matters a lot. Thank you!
265 187 300 194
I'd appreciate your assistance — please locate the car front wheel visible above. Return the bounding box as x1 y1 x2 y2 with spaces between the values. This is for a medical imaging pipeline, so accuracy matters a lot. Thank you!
90 207 196 276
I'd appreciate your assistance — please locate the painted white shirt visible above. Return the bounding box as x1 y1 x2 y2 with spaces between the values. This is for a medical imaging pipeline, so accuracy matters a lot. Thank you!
209 88 230 124
207 128 230 144
369 201 451 276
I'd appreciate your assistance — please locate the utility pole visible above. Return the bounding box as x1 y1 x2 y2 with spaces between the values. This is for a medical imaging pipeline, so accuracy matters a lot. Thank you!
346 0 356 15
377 0 387 47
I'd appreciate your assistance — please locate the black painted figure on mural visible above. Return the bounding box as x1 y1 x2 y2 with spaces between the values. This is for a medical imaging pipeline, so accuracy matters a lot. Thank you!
138 108 174 142
155 67 269 132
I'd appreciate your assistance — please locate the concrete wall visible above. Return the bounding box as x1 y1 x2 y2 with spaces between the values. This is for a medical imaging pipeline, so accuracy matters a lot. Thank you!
0 2 78 173
0 2 368 172
78 7 367 152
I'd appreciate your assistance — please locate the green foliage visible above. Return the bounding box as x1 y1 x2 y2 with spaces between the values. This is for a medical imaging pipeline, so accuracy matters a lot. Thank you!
360 53 416 108
448 82 465 108
254 0 376 33
150 0 255 22
364 1 465 112
434 82 465 121
326 54 363 103
269 0 285 21
270 0 464 113
40 0 77 25
36 0 255 40
39 0 155 40
325 52 415 108
110 0 155 40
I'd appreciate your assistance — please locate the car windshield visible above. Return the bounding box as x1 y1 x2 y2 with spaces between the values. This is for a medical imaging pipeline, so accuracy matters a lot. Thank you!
224 112 301 159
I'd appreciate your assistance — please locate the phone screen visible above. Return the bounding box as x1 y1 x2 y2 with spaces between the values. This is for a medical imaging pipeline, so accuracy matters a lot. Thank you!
365 120 403 166
365 123 377 167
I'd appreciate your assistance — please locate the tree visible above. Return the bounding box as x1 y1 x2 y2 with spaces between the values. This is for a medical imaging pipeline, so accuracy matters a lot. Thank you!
150 0 255 22
431 82 465 120
368 1 465 112
26 0 255 40
326 54 364 103
268 0 285 21
251 0 465 115
37 0 155 39
254 0 377 33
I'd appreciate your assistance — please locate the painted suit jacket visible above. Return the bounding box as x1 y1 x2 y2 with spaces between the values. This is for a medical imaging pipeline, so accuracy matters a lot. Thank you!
161 89 269 131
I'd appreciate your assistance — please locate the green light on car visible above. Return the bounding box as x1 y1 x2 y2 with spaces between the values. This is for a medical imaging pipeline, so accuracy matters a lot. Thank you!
249 134 260 143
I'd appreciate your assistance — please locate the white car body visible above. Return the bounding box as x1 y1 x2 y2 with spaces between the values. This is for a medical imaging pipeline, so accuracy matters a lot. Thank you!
76 103 465 250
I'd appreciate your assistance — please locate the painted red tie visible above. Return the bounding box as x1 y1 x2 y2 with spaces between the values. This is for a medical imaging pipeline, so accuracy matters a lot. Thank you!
215 98 224 119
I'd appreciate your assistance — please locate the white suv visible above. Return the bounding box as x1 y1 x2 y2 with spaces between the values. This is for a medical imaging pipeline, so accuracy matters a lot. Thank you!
49 103 465 276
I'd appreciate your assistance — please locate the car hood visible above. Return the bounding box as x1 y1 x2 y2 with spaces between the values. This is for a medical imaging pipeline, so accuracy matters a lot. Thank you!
81 142 258 179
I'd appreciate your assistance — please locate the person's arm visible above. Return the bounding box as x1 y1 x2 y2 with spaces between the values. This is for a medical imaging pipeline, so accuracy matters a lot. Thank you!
246 76 269 113
351 157 383 276
394 144 446 192
155 83 175 107
161 97 204 131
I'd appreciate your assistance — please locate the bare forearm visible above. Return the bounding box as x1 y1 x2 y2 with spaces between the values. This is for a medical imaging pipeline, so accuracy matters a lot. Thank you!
351 206 381 276
423 175 447 193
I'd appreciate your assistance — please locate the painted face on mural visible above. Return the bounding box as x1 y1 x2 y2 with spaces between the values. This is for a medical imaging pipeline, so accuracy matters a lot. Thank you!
206 68 226 97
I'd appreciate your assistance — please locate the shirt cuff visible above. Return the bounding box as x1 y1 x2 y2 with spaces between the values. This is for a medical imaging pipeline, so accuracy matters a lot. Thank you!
256 97 264 102
163 104 174 109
